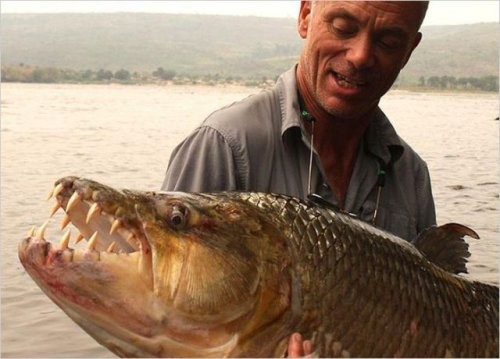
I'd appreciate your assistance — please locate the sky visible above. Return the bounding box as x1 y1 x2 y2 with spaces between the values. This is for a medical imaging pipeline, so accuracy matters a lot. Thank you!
1 1 499 26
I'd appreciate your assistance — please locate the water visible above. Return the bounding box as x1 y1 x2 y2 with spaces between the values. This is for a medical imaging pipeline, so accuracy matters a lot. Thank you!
1 83 498 357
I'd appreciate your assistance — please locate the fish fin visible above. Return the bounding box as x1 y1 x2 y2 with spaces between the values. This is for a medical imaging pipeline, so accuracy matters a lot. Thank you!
413 223 479 274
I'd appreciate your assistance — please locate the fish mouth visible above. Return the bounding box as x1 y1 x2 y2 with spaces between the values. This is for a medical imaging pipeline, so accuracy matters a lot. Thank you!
17 177 167 356
18 175 154 305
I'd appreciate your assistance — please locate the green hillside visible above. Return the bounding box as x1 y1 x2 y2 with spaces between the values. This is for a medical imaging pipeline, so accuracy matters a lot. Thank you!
0 13 301 78
1 13 498 84
400 22 499 83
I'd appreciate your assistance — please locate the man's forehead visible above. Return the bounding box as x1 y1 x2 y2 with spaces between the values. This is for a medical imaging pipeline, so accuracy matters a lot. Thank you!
313 1 426 29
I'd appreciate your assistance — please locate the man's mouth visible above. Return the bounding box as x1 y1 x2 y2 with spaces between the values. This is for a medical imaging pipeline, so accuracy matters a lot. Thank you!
332 71 367 89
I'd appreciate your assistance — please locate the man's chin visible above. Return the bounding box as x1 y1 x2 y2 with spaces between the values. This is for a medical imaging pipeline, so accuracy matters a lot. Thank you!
319 98 374 121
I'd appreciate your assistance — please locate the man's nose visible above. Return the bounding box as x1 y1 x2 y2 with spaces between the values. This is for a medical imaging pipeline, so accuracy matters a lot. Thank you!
345 35 375 69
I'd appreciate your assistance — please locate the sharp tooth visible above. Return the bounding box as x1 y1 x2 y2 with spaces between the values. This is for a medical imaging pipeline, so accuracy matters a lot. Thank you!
106 241 117 253
36 220 50 240
86 203 101 224
66 191 82 212
59 229 71 249
52 183 64 198
87 231 99 250
75 232 84 244
109 219 121 235
60 213 71 230
27 226 36 237
47 187 54 201
50 201 62 217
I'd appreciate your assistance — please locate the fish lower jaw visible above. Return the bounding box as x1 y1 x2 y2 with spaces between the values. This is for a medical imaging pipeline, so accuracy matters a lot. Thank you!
19 235 148 271
20 194 154 282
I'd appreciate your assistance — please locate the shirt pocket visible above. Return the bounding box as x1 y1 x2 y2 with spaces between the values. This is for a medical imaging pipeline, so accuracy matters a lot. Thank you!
359 200 417 241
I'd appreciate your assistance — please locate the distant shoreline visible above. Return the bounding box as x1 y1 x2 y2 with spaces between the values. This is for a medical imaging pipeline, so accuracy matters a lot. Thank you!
2 80 497 96
2 63 497 93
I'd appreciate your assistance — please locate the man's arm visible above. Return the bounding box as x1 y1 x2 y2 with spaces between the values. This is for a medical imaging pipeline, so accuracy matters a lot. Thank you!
162 126 238 192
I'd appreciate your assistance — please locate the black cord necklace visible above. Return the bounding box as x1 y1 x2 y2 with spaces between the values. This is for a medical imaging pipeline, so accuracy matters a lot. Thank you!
300 109 315 196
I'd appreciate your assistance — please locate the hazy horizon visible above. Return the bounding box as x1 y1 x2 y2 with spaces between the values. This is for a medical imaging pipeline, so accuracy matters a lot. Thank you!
1 1 499 27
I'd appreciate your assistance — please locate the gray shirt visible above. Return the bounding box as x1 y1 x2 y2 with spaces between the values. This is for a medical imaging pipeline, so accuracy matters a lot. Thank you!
162 66 436 241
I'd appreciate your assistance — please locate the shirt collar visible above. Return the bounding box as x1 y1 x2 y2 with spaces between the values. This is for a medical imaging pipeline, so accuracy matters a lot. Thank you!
277 65 303 136
276 65 404 166
364 108 404 166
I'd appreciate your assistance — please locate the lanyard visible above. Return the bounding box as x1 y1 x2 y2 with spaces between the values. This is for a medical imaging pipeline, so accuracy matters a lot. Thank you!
300 109 315 196
300 108 386 226
372 163 387 225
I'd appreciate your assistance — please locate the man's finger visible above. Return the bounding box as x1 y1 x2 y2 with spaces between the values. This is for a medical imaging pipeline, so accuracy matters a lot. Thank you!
303 339 313 356
287 333 305 358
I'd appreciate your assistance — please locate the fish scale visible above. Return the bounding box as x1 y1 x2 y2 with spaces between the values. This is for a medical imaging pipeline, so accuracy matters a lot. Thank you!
249 193 498 357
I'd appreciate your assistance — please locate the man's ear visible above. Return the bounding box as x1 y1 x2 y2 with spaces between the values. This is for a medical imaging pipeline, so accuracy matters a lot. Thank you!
402 31 423 68
298 1 312 39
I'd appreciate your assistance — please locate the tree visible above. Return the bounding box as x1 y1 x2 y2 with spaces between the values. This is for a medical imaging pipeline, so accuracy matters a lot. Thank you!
114 69 130 81
81 69 94 81
153 67 176 80
96 69 113 81
32 67 60 83
477 76 498 91
427 76 440 88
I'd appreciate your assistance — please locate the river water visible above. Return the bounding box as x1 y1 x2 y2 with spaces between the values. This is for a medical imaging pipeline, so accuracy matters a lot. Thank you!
1 83 499 357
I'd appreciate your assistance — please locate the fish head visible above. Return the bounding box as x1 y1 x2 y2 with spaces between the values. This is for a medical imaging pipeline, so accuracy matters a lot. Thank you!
18 177 293 357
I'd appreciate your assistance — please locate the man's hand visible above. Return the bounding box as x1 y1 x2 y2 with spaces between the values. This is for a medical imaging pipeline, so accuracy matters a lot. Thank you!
287 332 313 358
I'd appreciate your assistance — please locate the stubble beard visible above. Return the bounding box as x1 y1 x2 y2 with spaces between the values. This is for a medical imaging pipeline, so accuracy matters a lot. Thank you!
302 57 364 121
313 77 365 121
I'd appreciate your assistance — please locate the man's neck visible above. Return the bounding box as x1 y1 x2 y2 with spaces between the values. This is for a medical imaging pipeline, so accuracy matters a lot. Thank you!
296 67 374 208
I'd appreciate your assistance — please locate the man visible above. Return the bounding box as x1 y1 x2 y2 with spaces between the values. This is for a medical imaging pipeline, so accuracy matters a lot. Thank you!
162 1 433 356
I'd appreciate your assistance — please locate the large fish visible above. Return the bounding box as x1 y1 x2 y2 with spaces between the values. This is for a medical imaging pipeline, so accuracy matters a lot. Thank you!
18 176 498 357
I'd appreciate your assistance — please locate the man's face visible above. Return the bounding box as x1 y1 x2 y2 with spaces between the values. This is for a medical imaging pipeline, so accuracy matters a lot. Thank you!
298 1 424 119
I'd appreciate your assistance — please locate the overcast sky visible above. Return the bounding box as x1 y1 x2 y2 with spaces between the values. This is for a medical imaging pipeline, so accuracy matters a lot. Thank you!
1 1 499 26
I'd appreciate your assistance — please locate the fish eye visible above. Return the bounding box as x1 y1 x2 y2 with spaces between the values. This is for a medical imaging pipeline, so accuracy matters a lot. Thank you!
171 213 183 226
168 204 188 230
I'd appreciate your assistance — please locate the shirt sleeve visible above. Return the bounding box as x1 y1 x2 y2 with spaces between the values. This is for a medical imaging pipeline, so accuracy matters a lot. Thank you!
415 162 437 233
161 126 239 192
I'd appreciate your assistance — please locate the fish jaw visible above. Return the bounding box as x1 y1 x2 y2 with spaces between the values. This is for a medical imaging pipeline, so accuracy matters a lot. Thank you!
19 177 293 357
18 236 164 356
